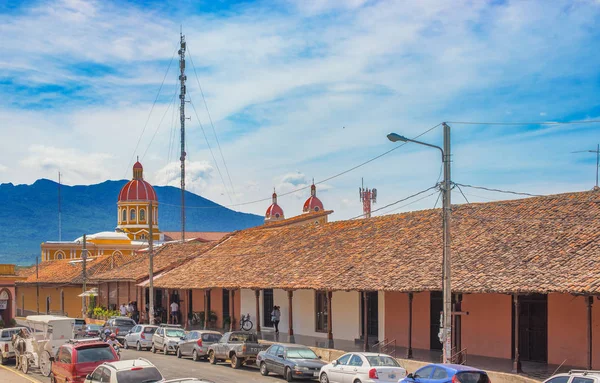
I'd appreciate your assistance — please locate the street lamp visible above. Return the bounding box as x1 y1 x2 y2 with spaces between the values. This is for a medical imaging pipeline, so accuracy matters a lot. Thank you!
387 123 452 363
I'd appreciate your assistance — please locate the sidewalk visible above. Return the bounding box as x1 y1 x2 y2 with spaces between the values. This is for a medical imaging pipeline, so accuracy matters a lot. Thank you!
0 365 42 383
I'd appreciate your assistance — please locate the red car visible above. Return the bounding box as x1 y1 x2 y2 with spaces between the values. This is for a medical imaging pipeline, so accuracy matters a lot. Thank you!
50 340 119 383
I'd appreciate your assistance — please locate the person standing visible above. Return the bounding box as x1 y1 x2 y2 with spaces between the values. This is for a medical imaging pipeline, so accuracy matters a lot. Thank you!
119 303 127 316
271 306 281 334
170 301 179 324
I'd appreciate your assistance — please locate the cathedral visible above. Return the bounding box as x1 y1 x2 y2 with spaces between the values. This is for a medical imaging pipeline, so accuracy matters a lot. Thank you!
40 161 163 262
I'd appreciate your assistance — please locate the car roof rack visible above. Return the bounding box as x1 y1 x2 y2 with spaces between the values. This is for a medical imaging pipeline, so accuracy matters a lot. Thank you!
569 370 600 376
67 337 102 344
158 323 182 328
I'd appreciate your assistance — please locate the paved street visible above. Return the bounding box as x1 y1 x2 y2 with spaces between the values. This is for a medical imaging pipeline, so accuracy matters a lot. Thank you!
12 348 290 383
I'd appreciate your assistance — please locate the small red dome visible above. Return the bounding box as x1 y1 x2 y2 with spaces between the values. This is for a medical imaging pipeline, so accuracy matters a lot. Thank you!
265 203 284 219
303 182 324 213
133 161 143 170
118 179 157 202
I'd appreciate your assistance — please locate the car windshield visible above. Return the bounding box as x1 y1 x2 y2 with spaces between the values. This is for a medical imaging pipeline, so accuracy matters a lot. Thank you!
116 367 163 383
115 319 135 326
76 345 116 363
144 327 157 334
366 356 400 367
455 372 489 383
202 333 222 343
87 325 101 330
286 348 318 359
0 328 28 339
166 329 185 337
75 319 86 325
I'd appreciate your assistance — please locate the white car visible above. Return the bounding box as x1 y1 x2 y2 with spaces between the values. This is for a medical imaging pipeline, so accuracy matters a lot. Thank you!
0 327 29 365
319 352 406 383
84 358 163 383
543 370 600 383
123 324 157 351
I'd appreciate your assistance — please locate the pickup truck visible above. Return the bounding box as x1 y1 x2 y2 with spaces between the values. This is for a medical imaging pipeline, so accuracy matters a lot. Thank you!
0 327 29 365
207 331 267 369
100 317 136 342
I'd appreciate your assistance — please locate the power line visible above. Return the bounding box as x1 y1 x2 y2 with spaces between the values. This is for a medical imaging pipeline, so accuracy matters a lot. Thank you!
142 79 180 161
375 189 440 216
187 47 237 199
446 119 600 126
454 183 543 197
124 44 179 178
454 183 470 204
350 185 439 220
187 92 233 203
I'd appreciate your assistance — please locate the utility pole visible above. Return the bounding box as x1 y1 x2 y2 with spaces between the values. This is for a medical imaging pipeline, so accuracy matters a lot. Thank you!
58 172 62 241
179 31 187 243
441 122 452 363
82 234 87 318
359 178 377 218
148 201 155 324
572 144 600 189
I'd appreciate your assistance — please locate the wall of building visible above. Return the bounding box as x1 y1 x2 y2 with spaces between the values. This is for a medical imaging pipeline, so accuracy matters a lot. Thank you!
384 291 430 351
548 293 600 368
461 293 511 359
16 285 83 318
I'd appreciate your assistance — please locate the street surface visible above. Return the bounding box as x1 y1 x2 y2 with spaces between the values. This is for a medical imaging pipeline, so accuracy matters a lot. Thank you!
0 363 43 383
13 348 290 383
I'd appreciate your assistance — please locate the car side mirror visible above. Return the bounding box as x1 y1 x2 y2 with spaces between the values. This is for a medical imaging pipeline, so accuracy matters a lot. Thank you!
277 354 284 359
49 356 55 362
407 373 415 380
332 360 338 366
180 336 185 340
86 374 92 380
318 355 322 359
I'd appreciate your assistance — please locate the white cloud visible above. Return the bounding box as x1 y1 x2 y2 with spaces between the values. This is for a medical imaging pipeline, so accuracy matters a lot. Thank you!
153 160 214 196
0 164 7 172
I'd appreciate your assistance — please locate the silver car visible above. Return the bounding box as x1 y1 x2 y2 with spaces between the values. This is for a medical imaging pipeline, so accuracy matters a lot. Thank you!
151 325 186 355
176 330 222 361
123 324 157 351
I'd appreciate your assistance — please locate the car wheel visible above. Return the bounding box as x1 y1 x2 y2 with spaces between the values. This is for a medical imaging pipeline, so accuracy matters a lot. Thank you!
177 348 182 358
320 373 329 383
136 342 142 351
49 372 57 383
353 380 362 383
285 367 294 382
192 350 199 362
151 344 156 353
0 355 5 365
208 351 217 364
163 345 168 355
230 354 242 369
260 362 269 376
123 340 128 349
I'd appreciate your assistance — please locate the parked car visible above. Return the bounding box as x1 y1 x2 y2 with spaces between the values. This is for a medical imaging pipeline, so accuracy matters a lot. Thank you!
83 358 164 383
0 327 29 365
151 324 185 355
400 364 489 383
74 319 87 338
162 379 215 383
101 317 136 342
257 343 327 381
319 352 406 383
176 330 222 361
79 324 102 338
207 331 267 369
542 370 600 383
124 324 158 351
50 339 119 383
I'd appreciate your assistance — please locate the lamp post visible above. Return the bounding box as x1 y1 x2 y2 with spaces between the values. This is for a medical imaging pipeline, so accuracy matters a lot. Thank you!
387 122 452 363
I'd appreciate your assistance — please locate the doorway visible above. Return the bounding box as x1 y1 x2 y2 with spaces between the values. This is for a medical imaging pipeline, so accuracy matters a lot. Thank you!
315 291 328 332
263 289 274 328
46 297 51 314
430 291 443 350
223 290 230 324
360 292 379 339
516 294 548 362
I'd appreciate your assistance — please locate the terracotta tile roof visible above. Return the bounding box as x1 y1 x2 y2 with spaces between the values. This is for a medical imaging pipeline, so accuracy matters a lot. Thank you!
263 210 333 228
152 190 600 295
162 231 229 242
17 252 137 285
91 241 215 282
15 265 37 277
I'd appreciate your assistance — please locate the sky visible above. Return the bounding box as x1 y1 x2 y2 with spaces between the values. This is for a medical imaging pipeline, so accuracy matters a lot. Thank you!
1 0 600 221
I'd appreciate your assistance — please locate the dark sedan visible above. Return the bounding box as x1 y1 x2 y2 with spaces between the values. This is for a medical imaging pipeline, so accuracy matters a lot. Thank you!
81 324 102 338
257 343 326 381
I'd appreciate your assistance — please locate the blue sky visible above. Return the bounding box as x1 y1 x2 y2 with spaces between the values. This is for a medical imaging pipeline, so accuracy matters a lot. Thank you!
1 0 600 220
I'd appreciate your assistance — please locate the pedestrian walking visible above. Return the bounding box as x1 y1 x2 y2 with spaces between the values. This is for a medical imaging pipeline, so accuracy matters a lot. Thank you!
170 301 179 324
271 305 281 334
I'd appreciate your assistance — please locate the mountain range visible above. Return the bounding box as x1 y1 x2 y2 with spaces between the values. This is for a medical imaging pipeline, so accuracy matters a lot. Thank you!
0 179 264 265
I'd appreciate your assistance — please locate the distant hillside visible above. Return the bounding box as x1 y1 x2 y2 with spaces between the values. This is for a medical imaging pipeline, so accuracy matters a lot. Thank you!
0 179 264 265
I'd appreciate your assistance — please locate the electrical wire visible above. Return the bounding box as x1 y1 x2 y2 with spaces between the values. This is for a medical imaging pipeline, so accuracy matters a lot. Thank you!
454 183 543 197
187 47 237 199
142 79 179 161
446 119 600 126
350 185 439 220
375 189 440 216
454 183 470 204
124 44 179 178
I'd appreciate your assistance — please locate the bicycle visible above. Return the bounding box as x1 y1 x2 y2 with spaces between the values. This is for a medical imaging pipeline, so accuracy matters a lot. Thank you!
239 313 253 331
191 312 203 325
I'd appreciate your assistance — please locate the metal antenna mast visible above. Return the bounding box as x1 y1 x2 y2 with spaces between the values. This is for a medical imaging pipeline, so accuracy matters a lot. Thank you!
359 178 377 218
573 144 600 189
178 32 187 242
58 171 62 241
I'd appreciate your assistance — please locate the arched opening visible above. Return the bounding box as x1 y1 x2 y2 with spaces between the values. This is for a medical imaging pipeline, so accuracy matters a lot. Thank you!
56 251 65 260
0 289 12 325
139 209 146 221
122 209 127 223
46 296 51 314
130 209 136 221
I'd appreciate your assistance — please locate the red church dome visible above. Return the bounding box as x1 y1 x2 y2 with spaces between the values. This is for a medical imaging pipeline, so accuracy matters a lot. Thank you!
303 183 323 213
118 161 157 202
265 191 284 220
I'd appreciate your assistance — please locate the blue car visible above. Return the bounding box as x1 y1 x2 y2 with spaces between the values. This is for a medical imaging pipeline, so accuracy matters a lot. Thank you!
401 364 490 383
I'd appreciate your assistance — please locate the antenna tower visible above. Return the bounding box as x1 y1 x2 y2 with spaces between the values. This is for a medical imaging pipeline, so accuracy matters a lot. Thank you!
359 178 377 218
573 144 600 190
58 171 62 241
179 31 187 242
